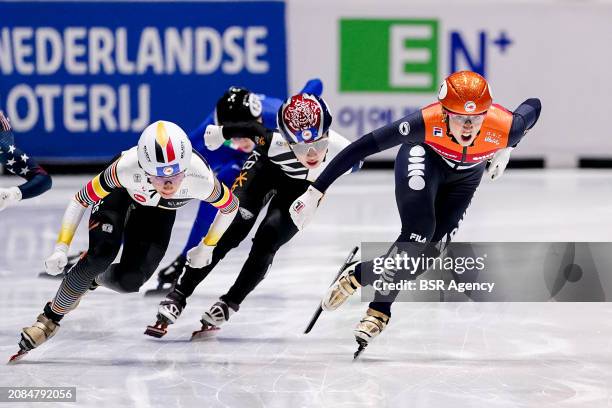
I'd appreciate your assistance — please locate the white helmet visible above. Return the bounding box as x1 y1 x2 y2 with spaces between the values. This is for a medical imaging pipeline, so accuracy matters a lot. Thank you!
137 120 192 176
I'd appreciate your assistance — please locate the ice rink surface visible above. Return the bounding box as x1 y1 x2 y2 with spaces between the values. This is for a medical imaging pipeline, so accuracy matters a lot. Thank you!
1 170 612 407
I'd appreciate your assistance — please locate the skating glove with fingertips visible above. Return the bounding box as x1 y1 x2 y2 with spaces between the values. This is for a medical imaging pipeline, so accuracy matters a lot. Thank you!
290 185 324 231
487 147 513 181
44 243 69 276
187 243 215 269
0 186 21 211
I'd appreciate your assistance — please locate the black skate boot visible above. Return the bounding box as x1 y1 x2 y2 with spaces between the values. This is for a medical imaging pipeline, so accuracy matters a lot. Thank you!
191 299 239 341
144 290 187 338
144 254 186 296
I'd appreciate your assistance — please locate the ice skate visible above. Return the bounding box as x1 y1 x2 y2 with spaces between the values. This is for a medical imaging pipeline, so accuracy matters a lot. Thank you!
144 291 186 338
190 321 221 341
190 299 237 341
8 313 60 363
321 260 361 311
352 308 389 359
144 254 186 296
304 246 359 333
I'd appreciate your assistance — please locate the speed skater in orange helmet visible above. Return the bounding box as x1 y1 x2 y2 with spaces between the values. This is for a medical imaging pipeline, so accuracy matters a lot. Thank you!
289 70 541 357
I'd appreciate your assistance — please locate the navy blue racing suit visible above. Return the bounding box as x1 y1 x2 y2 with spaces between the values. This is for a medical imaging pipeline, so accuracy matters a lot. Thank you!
311 98 542 316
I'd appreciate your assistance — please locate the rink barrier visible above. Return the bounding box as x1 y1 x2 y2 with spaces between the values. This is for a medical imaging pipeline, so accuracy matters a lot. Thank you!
578 158 612 169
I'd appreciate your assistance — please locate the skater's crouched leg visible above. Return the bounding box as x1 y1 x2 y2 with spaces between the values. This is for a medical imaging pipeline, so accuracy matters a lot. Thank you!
97 241 168 293
223 204 298 306
97 205 176 293
47 211 123 320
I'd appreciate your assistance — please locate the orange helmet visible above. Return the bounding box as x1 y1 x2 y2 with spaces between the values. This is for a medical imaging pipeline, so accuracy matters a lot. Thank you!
438 71 492 115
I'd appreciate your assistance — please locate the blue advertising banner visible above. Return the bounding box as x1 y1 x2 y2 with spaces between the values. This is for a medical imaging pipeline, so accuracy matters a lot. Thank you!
0 1 287 162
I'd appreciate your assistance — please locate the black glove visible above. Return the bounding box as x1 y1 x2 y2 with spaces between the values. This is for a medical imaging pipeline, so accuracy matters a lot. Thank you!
221 121 268 140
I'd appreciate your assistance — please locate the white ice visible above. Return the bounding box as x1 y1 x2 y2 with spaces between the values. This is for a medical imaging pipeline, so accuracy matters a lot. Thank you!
1 170 611 407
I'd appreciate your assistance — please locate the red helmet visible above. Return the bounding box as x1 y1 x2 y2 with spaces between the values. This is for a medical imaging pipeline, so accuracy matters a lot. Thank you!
438 71 492 114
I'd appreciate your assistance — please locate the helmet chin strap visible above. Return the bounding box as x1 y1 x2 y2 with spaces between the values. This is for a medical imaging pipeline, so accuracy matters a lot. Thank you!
443 110 452 138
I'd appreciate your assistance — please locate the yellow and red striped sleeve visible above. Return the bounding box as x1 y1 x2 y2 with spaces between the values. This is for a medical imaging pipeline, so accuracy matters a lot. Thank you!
201 179 239 246
74 161 122 206
58 160 122 247
205 179 238 214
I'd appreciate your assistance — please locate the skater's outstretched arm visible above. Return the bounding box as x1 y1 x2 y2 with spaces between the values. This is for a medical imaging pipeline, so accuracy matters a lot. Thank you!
204 121 270 152
0 111 52 210
192 79 324 152
288 111 425 230
185 174 239 269
486 98 542 180
312 110 426 193
508 98 542 147
200 178 239 246
45 158 124 275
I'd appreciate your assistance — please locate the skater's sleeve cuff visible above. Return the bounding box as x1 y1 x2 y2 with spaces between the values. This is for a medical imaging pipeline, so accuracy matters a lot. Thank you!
57 198 87 246
75 161 121 206
207 181 238 214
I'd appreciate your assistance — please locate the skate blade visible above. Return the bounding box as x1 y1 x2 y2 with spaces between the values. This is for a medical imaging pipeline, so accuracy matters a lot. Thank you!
144 323 168 338
8 350 28 364
353 338 369 360
190 325 220 341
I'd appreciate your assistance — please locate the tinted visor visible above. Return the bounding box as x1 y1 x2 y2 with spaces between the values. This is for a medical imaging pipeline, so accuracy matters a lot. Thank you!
149 171 186 187
289 137 329 156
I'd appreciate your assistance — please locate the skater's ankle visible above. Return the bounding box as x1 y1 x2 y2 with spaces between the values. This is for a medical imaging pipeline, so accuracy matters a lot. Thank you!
352 262 367 285
90 278 100 291
43 303 64 323
219 296 240 312
368 303 391 318
168 290 187 307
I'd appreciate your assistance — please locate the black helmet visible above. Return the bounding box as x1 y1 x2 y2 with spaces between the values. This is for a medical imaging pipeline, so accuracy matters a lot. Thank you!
214 86 263 125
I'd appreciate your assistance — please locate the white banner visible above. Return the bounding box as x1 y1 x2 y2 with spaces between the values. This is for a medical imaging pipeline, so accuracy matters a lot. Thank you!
287 0 612 166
